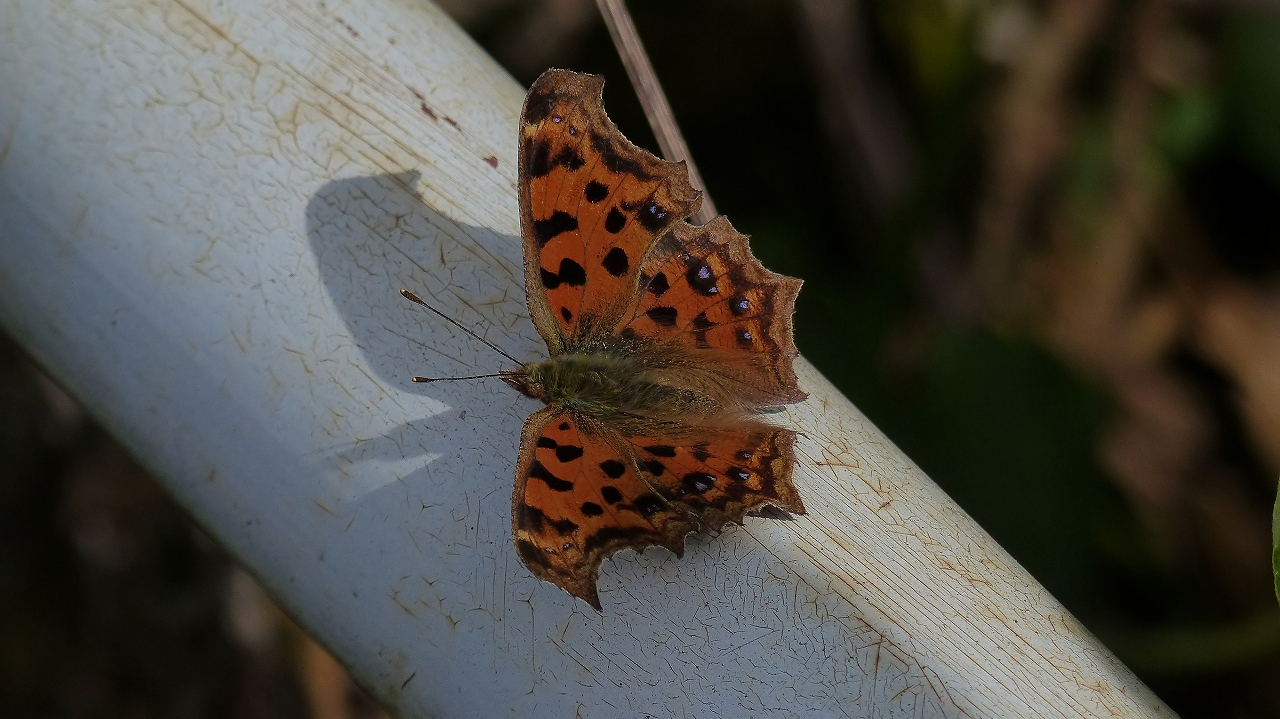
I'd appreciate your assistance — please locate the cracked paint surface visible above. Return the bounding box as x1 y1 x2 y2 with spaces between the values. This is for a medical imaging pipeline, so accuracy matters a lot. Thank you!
0 1 1171 717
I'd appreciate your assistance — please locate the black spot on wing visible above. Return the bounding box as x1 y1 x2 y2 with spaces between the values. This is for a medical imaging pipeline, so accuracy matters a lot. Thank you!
536 437 557 449
604 208 626 234
643 459 666 476
533 211 578 246
602 247 629 276
645 307 677 326
643 445 677 457
682 472 716 494
601 486 623 504
584 180 609 203
599 460 626 479
685 260 718 296
529 461 573 491
560 307 573 322
630 494 664 517
559 422 571 431
553 146 584 172
557 258 586 286
637 202 670 231
646 272 670 297
692 311 714 349
580 502 604 517
554 444 584 462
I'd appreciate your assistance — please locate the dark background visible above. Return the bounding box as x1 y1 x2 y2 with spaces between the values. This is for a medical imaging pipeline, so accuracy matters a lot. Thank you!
3 0 1279 716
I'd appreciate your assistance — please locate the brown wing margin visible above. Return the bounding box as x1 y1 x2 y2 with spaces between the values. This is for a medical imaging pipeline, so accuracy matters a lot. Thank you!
517 69 701 354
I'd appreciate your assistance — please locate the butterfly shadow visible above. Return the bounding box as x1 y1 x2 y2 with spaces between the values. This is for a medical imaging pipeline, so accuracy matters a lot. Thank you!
305 171 544 502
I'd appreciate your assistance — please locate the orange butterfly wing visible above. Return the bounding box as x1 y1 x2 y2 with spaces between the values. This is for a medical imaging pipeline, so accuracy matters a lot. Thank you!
517 69 701 350
513 409 699 609
622 424 805 532
621 217 806 405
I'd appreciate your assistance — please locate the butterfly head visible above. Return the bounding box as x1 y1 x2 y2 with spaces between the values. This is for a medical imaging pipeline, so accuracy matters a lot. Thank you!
501 365 544 401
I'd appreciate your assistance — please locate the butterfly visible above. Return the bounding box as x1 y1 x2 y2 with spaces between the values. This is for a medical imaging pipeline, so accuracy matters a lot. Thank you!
420 69 807 610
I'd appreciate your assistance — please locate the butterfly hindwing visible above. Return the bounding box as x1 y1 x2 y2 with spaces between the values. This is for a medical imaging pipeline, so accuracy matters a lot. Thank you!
518 70 702 351
624 423 804 531
512 408 699 609
621 217 806 405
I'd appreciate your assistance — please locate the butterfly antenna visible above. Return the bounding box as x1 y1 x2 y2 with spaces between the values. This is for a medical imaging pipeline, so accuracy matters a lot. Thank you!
399 289 522 365
412 372 506 383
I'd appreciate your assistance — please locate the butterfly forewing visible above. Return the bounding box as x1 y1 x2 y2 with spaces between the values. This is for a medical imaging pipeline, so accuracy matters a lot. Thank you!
512 408 700 610
518 70 701 350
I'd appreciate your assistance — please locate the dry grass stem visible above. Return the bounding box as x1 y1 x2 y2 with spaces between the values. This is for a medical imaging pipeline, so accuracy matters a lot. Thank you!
594 0 718 225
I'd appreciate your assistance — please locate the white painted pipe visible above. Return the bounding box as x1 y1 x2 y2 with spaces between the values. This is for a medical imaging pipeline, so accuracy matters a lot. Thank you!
0 1 1173 716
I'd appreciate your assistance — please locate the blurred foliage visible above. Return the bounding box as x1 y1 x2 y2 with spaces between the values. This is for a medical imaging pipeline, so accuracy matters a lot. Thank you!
1225 14 1280 186
442 0 1280 714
